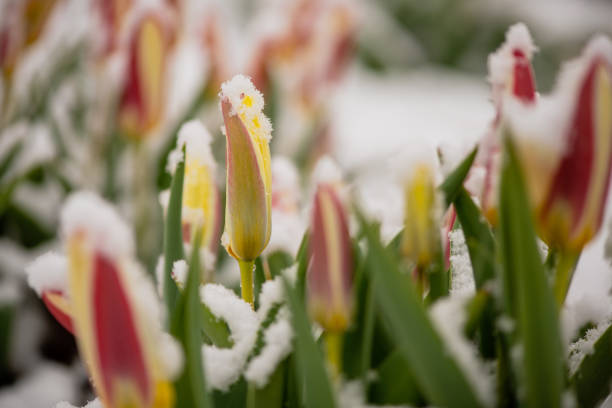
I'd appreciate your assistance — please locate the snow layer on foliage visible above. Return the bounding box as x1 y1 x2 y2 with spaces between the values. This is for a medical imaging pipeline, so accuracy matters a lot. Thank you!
245 276 294 387
562 294 612 344
159 332 184 380
1 123 56 183
338 379 413 408
200 284 258 391
172 260 188 288
60 191 134 258
0 363 78 408
311 155 344 188
245 311 293 387
155 255 165 297
0 122 27 162
166 120 216 174
568 320 612 376
219 74 273 141
449 229 476 296
488 23 537 90
25 252 68 296
430 296 495 407
13 180 64 228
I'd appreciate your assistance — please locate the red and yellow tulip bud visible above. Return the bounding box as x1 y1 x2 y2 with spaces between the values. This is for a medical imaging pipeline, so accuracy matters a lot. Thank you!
118 11 171 140
402 163 441 268
538 37 612 252
60 192 180 408
166 120 222 274
307 184 354 332
481 23 537 225
219 75 273 262
219 74 272 305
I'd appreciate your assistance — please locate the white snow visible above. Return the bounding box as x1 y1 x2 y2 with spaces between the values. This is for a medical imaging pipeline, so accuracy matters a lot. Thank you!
430 296 495 407
55 399 102 408
562 294 612 344
568 320 611 376
60 191 135 259
311 155 344 188
265 211 306 257
172 260 188 288
159 332 184 380
25 252 68 296
166 120 216 174
200 283 258 391
219 74 273 141
488 23 537 94
449 229 476 296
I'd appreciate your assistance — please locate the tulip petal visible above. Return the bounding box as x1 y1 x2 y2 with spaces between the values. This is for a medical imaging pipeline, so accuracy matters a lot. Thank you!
221 97 272 261
42 291 74 334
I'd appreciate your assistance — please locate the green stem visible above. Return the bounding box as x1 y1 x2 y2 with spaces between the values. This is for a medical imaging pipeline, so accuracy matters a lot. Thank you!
553 250 579 307
239 259 255 307
324 330 343 381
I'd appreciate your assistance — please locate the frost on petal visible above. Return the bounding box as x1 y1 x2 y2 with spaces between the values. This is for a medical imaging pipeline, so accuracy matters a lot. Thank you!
200 284 258 391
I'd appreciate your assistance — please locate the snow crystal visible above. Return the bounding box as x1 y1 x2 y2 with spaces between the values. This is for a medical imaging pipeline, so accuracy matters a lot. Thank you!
25 252 68 297
200 284 258 391
568 321 611 376
257 277 286 319
60 191 134 259
488 23 537 92
219 74 273 141
244 312 293 387
166 120 216 174
562 294 612 344
449 229 476 296
430 296 495 407
172 260 188 288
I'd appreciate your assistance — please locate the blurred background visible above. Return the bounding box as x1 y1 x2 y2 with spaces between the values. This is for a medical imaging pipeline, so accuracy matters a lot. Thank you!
1 0 611 406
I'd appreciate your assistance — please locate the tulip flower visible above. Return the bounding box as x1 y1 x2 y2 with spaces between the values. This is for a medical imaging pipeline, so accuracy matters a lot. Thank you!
480 23 537 225
166 120 222 276
118 10 171 140
96 0 132 56
402 163 442 269
307 182 353 378
219 74 273 306
59 192 180 407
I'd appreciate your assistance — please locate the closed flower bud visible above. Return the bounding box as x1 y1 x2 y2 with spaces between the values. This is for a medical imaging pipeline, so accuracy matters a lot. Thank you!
118 10 172 140
481 23 537 225
60 192 180 407
537 37 612 251
402 162 441 267
219 74 273 262
307 183 353 332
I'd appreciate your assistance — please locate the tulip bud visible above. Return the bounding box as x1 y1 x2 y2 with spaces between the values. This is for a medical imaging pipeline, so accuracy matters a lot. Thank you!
307 184 353 332
538 37 612 251
61 192 180 407
166 120 222 273
219 74 273 262
402 162 441 267
118 11 171 140
481 23 537 225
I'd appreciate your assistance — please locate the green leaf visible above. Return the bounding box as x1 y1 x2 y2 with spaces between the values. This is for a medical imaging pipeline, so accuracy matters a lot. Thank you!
453 189 496 288
283 277 336 408
171 231 213 408
201 304 233 348
294 231 309 299
498 136 563 408
247 361 285 408
357 211 484 408
571 323 612 408
440 146 478 207
163 158 185 318
369 350 422 405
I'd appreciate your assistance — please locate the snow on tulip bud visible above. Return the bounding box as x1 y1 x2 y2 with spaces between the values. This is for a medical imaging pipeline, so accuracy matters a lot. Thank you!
59 192 181 408
166 120 222 273
401 160 442 268
307 183 353 332
118 10 171 140
481 23 537 225
537 37 612 251
27 252 73 334
219 74 273 263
